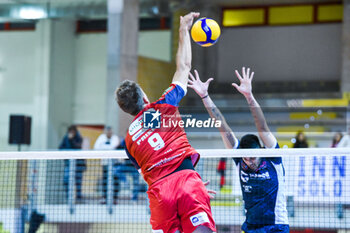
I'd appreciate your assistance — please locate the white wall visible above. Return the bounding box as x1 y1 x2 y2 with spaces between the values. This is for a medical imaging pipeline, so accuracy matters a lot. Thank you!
218 24 342 82
73 33 107 125
0 31 38 151
72 30 172 125
0 26 173 151
138 30 171 62
48 20 76 149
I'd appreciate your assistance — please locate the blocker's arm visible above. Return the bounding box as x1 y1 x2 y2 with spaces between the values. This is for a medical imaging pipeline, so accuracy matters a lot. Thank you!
188 70 239 149
232 67 277 148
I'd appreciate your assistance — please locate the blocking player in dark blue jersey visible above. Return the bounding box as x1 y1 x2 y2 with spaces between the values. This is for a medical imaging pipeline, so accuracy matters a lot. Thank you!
189 68 289 233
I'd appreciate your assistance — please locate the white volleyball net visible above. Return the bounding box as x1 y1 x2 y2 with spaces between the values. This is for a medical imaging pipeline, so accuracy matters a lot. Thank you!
0 148 349 233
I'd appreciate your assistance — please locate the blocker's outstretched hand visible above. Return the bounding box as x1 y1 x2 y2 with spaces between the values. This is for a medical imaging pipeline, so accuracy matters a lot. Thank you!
203 180 216 199
188 70 214 98
180 12 200 31
232 67 254 97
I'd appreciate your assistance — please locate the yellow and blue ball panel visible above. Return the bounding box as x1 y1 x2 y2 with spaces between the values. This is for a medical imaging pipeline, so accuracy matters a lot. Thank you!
191 17 221 47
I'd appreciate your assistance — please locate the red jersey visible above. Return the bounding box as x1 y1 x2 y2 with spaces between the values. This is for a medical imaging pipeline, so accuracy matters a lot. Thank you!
125 83 199 186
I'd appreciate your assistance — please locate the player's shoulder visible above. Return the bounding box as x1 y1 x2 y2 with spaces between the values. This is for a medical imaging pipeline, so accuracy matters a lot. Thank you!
263 137 279 149
171 81 187 93
161 82 186 97
154 82 187 106
264 141 282 164
272 142 280 149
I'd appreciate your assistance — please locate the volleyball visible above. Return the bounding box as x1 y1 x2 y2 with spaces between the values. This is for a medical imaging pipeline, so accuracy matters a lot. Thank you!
191 17 221 47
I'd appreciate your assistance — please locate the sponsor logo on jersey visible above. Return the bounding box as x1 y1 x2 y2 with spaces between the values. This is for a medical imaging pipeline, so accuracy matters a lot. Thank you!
240 170 271 183
250 171 271 180
243 185 252 193
152 230 164 233
132 128 148 142
190 212 209 227
129 116 143 136
241 171 249 183
144 110 161 129
147 151 185 171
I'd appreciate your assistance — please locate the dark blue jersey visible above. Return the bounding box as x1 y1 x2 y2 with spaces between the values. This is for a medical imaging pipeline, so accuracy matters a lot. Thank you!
233 142 289 226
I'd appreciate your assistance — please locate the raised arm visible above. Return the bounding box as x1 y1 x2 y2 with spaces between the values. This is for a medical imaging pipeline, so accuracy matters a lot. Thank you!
172 12 199 87
188 70 238 149
232 67 277 148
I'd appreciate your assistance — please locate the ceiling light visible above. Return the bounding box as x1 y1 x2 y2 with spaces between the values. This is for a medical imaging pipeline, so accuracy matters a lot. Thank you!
19 7 47 19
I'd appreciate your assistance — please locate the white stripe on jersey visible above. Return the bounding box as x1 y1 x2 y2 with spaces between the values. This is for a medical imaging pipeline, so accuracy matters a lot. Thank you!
272 161 289 225
172 81 187 95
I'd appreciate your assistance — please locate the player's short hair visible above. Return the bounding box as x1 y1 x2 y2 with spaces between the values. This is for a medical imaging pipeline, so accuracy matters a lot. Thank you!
115 80 144 116
239 134 262 149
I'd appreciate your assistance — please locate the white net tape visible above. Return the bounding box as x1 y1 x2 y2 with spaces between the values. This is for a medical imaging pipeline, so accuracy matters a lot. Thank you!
0 147 349 160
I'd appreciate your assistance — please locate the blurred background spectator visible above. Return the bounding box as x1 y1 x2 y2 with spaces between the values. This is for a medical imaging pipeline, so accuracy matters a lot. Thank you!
59 125 85 201
93 126 120 204
114 138 144 202
293 131 309 148
217 158 227 190
331 131 343 147
337 128 350 147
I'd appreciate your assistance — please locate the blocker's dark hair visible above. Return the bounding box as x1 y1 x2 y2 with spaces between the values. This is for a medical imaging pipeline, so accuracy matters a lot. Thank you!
239 134 262 149
115 80 144 116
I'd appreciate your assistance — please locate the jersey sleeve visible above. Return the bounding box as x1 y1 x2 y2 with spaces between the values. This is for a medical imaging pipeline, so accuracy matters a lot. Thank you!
125 147 141 171
268 142 282 164
155 82 187 107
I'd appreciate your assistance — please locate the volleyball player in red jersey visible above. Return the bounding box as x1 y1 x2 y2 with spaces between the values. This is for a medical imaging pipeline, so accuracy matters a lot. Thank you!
115 12 216 233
